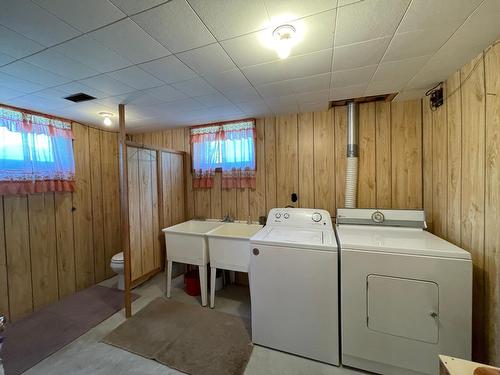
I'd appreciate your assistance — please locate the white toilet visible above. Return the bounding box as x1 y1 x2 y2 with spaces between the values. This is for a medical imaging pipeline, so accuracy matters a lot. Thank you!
110 252 124 290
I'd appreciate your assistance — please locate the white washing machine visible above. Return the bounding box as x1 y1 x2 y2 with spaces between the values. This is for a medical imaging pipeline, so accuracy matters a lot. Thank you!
249 208 339 365
336 208 472 375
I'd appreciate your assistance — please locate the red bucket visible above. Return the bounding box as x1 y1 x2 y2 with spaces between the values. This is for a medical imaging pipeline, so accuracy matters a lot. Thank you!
184 270 201 296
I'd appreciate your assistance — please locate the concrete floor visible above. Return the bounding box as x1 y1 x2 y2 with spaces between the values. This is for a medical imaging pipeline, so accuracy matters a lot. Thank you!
25 272 367 375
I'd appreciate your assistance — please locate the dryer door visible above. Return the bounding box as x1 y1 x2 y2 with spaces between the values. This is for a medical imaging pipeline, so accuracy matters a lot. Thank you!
367 275 439 343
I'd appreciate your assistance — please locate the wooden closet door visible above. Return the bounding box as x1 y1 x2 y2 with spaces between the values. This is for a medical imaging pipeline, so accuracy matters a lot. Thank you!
127 147 142 281
170 153 185 225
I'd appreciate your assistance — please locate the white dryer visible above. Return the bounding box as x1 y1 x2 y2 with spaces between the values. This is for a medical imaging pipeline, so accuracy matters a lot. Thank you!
250 208 339 365
336 208 472 375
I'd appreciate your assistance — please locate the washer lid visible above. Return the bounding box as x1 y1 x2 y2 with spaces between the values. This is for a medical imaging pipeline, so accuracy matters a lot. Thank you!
336 225 470 260
251 227 337 251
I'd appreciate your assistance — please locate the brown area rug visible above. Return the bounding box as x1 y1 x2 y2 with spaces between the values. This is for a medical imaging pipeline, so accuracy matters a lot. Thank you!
103 298 253 375
2 285 138 375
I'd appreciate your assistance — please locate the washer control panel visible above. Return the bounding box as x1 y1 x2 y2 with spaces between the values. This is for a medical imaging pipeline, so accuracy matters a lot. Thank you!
267 208 333 229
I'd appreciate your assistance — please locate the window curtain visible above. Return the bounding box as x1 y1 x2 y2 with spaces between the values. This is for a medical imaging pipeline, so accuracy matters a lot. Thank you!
191 120 256 189
0 106 75 195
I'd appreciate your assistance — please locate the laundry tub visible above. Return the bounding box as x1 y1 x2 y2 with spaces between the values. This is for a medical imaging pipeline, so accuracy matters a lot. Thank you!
206 222 262 308
163 220 223 306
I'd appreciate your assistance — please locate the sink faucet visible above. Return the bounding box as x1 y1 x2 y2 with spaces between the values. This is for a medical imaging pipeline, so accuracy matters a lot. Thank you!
222 213 234 222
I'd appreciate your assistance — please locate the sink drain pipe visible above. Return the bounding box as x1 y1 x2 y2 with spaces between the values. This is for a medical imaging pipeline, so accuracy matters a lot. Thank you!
344 101 359 208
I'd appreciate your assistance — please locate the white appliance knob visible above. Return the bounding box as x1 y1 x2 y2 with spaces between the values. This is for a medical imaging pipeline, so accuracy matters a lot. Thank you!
284 213 290 219
275 212 281 219
312 212 322 222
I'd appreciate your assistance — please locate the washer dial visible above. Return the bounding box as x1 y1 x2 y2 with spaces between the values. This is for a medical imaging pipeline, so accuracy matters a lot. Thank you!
312 212 322 222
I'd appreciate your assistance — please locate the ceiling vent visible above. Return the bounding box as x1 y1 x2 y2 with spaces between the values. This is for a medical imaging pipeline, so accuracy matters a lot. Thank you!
64 93 96 103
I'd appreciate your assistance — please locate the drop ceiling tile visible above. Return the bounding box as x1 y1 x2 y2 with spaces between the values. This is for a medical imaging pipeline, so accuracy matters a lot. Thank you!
222 33 278 68
236 99 271 115
96 92 164 107
371 55 431 86
55 81 108 99
90 19 171 64
267 95 299 114
0 60 69 86
243 48 332 85
337 0 359 6
331 65 376 88
249 72 332 99
364 81 403 96
0 85 26 101
177 43 236 76
160 98 207 113
131 0 216 53
108 66 164 90
203 69 249 92
32 0 125 33
195 93 233 108
289 72 331 93
187 0 269 40
398 0 483 33
224 85 262 103
138 55 197 84
299 101 329 113
335 0 410 46
0 0 80 46
0 52 15 66
171 77 218 97
54 35 131 73
333 37 391 71
295 89 330 103
222 11 336 68
8 94 72 111
0 25 44 59
329 83 367 100
142 84 188 102
110 0 167 15
24 49 99 80
79 75 135 96
22 90 74 108
264 0 337 19
383 25 458 62
405 0 500 90
256 81 294 98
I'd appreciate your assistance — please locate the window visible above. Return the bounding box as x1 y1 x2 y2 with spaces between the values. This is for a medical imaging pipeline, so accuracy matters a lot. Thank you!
0 106 75 195
190 120 256 189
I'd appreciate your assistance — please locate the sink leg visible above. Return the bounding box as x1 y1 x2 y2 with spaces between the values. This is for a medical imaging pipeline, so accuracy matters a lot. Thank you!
166 260 173 298
199 265 208 307
210 266 216 309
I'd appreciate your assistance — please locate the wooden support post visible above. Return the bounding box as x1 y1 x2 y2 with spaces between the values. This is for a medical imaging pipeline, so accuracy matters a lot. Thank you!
118 104 132 318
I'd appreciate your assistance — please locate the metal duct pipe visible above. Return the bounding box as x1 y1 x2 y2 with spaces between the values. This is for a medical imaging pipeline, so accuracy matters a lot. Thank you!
344 101 359 208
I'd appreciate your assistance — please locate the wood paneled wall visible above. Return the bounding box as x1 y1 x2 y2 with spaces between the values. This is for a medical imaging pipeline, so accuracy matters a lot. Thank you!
131 100 423 222
423 41 500 365
0 122 121 322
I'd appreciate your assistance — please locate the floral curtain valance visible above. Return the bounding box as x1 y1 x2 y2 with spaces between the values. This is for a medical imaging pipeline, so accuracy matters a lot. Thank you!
0 106 75 195
190 120 256 189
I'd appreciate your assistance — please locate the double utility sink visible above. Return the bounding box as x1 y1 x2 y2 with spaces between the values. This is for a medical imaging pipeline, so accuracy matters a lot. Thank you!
162 220 262 308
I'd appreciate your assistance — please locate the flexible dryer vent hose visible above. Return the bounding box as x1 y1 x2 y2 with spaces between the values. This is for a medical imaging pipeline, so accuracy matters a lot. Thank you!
345 156 358 208
344 101 359 208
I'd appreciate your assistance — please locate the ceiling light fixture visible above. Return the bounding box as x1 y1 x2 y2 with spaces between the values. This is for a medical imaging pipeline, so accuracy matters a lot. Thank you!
272 24 296 59
98 111 114 126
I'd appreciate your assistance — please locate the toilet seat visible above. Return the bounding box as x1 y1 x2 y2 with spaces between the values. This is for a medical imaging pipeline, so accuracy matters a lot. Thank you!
111 252 124 264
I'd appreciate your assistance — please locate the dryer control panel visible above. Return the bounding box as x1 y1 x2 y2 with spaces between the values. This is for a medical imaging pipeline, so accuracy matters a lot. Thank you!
266 208 333 230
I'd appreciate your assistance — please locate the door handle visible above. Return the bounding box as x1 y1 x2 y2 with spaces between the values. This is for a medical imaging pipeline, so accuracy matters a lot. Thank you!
252 248 259 256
